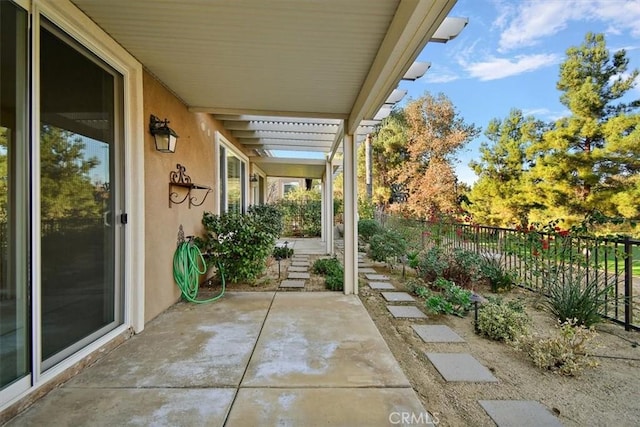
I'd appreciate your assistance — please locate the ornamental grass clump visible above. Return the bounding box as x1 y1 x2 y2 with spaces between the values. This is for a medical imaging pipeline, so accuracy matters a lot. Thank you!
514 319 599 376
476 297 529 341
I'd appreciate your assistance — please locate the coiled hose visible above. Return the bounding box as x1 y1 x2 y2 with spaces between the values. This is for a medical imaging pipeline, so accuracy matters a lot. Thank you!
173 241 225 303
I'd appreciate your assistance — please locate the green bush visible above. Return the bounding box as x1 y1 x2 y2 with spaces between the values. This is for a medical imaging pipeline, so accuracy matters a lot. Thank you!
368 229 407 266
422 279 472 317
479 254 515 292
272 246 293 259
544 269 613 327
358 219 382 242
197 205 282 283
476 298 529 341
312 256 344 291
414 247 448 282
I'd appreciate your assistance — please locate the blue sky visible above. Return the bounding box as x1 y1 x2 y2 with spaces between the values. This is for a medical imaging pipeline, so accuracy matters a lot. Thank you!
399 0 640 184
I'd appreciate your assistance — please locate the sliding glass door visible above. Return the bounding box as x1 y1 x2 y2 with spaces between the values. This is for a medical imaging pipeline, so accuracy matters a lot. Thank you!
39 20 124 367
0 0 29 391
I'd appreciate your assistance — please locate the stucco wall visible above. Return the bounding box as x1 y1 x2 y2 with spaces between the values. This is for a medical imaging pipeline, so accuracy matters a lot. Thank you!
142 70 245 322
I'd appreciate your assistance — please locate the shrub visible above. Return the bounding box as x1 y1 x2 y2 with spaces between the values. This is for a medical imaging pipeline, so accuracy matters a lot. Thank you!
312 256 344 291
358 219 383 242
405 277 429 298
368 229 407 267
479 254 515 292
515 319 599 376
544 269 614 327
414 246 448 282
447 248 483 287
476 297 529 341
197 210 281 283
272 246 293 259
423 279 472 317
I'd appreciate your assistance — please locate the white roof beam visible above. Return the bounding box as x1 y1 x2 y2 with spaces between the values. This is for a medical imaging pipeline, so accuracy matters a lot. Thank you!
347 0 456 134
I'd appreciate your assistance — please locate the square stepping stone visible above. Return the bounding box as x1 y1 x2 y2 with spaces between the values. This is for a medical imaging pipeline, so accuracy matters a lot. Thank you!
280 280 305 288
358 263 373 268
412 325 465 343
291 255 309 260
365 274 389 281
288 272 310 280
291 262 310 267
479 400 563 427
387 305 427 319
426 353 498 382
359 268 377 274
381 292 415 302
288 266 308 272
368 282 395 290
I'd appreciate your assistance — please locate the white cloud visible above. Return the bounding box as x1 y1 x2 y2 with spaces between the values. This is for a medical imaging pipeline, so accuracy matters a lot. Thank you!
522 107 569 121
495 0 640 52
424 73 460 83
464 53 561 81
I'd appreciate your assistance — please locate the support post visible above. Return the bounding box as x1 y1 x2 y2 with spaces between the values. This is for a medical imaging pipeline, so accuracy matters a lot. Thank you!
365 133 372 199
325 159 334 255
343 132 358 294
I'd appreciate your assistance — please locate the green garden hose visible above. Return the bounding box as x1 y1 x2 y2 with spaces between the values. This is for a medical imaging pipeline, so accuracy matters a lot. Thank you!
173 241 225 303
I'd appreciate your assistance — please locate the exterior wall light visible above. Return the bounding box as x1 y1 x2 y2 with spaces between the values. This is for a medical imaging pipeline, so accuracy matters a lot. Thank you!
250 173 259 183
149 114 179 153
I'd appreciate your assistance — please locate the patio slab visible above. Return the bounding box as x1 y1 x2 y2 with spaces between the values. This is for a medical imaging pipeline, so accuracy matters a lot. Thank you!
479 400 563 427
365 273 389 281
227 388 427 426
426 353 498 382
358 267 377 274
288 266 308 272
280 280 305 288
381 292 415 302
288 272 310 280
387 305 427 319
7 388 235 427
358 262 374 268
368 282 395 290
242 292 411 387
412 325 465 343
7 286 425 426
63 292 274 388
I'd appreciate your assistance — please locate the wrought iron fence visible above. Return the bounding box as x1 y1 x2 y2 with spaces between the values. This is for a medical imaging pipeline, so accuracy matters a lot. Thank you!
374 212 638 331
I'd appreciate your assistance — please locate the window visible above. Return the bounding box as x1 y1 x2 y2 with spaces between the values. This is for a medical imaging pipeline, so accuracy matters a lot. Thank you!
217 133 247 214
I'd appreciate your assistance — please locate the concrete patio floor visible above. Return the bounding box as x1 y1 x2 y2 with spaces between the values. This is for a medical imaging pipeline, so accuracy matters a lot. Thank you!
7 292 428 426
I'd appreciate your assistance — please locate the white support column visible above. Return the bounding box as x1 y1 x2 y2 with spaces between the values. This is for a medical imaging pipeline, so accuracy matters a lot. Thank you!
325 159 334 255
320 180 326 243
343 132 358 294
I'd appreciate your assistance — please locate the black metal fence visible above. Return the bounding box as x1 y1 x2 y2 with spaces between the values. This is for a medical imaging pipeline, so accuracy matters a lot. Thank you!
376 213 639 331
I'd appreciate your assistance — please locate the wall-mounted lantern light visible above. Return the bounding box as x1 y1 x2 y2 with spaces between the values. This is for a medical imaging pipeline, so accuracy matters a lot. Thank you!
149 114 179 153
250 173 259 183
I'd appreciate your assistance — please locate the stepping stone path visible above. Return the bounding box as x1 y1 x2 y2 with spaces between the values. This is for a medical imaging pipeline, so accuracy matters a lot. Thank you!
368 282 395 290
479 400 563 427
387 305 427 319
412 325 465 343
425 353 498 382
358 248 563 426
280 255 311 289
381 292 415 302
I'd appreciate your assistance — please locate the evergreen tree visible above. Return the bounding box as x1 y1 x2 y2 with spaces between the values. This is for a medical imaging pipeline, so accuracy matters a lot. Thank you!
527 32 640 224
468 109 548 226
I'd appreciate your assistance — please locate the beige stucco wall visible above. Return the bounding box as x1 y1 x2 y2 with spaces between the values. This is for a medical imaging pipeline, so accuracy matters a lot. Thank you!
142 71 246 322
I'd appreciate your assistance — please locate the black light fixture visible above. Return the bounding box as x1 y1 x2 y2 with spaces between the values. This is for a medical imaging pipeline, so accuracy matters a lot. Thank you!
250 173 259 183
149 114 179 153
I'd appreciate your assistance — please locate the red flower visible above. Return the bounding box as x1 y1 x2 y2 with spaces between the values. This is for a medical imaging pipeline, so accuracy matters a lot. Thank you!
541 239 550 250
532 249 540 257
456 229 463 237
558 230 569 237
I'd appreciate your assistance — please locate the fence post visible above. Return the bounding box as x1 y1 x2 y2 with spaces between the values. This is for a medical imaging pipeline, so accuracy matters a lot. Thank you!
624 236 633 331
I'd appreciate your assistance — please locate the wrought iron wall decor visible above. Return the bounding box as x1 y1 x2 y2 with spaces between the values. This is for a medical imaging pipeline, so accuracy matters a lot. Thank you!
169 163 212 208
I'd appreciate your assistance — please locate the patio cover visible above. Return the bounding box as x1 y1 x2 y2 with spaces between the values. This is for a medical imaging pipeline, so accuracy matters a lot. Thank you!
70 0 458 177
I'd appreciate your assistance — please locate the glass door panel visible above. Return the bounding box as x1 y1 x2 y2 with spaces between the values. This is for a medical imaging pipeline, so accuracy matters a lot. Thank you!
40 22 123 366
0 1 29 390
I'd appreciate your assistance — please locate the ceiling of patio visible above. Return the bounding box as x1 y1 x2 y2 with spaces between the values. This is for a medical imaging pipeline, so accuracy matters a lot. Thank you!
71 0 457 179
